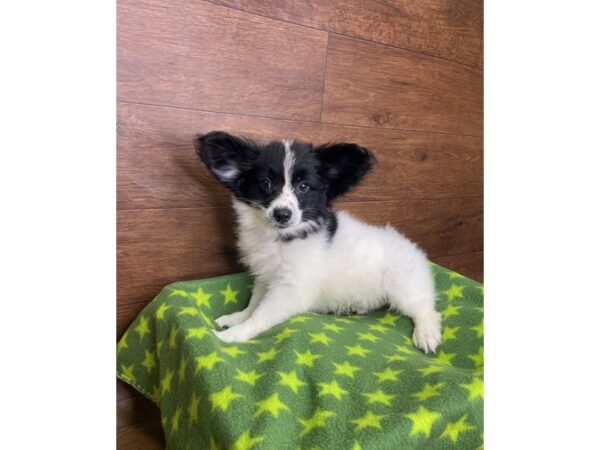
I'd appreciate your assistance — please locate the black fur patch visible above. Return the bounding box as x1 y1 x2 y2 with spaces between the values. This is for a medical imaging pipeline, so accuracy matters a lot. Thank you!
196 132 374 242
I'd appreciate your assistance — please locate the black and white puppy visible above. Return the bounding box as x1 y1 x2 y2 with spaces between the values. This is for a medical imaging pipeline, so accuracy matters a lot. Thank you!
195 131 441 353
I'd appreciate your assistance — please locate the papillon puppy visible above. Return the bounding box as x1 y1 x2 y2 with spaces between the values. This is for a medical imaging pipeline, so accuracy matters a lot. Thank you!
195 131 441 353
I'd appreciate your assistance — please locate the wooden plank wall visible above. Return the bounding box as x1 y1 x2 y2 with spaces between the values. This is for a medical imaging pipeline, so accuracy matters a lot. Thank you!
117 0 483 446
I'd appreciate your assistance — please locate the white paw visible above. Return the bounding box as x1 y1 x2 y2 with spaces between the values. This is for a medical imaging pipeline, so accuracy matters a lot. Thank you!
412 311 442 354
215 311 248 329
212 325 252 343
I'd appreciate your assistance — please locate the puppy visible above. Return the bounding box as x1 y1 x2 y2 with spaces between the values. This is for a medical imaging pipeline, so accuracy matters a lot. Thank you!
195 131 441 353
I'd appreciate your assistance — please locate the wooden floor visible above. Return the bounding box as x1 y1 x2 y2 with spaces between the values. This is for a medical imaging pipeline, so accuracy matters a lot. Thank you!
117 0 482 447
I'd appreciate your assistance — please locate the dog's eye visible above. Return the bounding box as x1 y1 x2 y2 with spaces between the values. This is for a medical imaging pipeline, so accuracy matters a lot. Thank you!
297 181 310 194
260 178 272 191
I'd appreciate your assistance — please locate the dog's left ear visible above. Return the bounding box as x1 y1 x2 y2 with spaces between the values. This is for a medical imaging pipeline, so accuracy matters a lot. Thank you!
313 143 376 201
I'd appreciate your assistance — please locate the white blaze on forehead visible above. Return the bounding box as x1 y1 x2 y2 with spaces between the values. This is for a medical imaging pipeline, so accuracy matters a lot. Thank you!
282 139 295 188
267 139 301 226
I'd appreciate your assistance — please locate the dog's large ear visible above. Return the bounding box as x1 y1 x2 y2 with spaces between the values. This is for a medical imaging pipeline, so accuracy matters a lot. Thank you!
194 131 259 188
313 143 376 201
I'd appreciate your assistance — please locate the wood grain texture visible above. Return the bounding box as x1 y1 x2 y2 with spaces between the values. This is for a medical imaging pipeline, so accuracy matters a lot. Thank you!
433 251 483 282
117 403 165 449
211 0 483 67
117 196 482 334
118 102 482 210
321 35 483 135
118 0 328 120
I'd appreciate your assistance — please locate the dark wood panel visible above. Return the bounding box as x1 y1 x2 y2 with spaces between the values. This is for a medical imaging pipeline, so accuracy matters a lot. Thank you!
117 407 164 449
321 35 483 135
118 102 482 210
212 0 483 67
118 0 328 120
118 393 162 429
117 196 482 327
433 251 483 283
117 206 242 311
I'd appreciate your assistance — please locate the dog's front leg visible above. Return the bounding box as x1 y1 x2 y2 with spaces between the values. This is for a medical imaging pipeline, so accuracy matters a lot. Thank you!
213 285 310 343
215 279 267 329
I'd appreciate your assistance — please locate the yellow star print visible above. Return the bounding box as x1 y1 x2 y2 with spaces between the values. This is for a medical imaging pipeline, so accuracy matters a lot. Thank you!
345 344 371 357
335 317 353 324
120 363 135 381
177 358 187 383
168 327 178 349
357 332 381 343
368 324 388 333
141 350 156 373
385 354 407 363
188 392 200 424
117 333 128 353
156 303 172 320
195 351 225 373
299 408 336 436
461 377 483 401
295 349 321 367
186 326 209 340
333 361 361 378
443 284 465 301
443 326 460 341
362 389 395 406
161 369 174 396
310 332 333 346
434 351 456 366
232 431 264 450
190 286 212 307
351 410 386 431
171 407 182 433
290 315 310 324
373 368 402 382
178 306 200 317
220 284 239 305
469 346 484 367
378 313 399 326
394 344 416 355
449 271 466 280
278 370 307 394
318 380 348 400
405 406 441 438
134 316 150 339
254 392 289 418
352 441 362 450
471 321 484 338
210 385 243 412
441 414 476 442
274 327 297 343
222 346 246 358
418 365 444 376
412 382 445 401
323 323 343 333
257 348 278 363
168 289 189 298
235 369 263 386
442 304 462 319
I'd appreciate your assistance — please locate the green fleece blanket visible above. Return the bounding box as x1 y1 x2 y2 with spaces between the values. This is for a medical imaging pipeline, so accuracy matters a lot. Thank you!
117 263 483 449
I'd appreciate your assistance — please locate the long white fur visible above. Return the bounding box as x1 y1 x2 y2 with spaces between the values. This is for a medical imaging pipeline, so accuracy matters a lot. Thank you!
214 193 442 353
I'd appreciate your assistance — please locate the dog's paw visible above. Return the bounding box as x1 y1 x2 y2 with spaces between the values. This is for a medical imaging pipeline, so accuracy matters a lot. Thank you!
212 325 252 343
215 311 248 329
412 311 442 354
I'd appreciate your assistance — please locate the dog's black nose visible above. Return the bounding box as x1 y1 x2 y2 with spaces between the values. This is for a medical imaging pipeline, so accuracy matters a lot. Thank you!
273 207 292 224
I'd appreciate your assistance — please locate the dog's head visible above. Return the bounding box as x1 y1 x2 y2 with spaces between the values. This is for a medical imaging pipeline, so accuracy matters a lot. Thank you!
195 131 375 238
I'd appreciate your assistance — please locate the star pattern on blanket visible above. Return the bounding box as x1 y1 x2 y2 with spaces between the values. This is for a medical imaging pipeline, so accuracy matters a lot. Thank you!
117 266 484 449
299 407 336 436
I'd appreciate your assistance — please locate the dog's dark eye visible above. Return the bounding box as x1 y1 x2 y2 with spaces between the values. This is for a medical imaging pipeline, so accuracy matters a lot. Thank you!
260 178 272 191
297 181 310 194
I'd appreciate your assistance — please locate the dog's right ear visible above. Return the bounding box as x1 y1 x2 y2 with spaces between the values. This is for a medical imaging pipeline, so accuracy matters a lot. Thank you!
194 131 259 188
